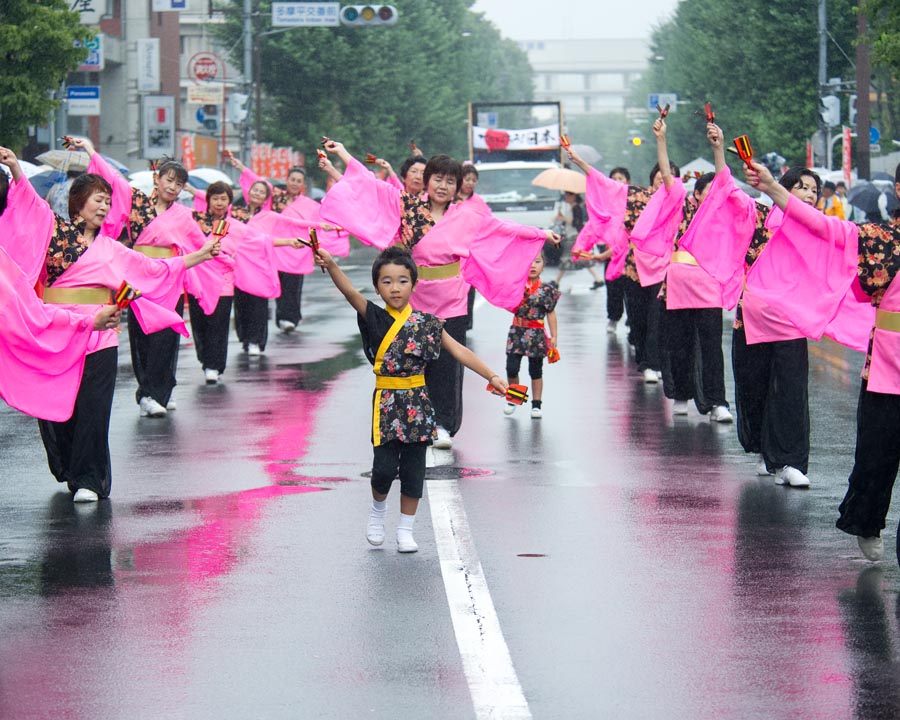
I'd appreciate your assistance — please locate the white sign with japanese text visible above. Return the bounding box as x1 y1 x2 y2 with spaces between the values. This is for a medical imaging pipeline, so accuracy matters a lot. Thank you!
76 33 104 72
472 124 561 151
141 96 175 160
272 2 340 27
67 86 101 116
71 0 103 25
137 38 161 92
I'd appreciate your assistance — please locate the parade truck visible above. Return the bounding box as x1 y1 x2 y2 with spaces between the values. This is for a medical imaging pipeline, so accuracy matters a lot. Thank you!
468 101 566 261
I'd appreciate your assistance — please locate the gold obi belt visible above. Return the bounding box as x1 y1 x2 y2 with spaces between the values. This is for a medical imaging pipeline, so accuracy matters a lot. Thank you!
134 245 176 259
374 374 426 390
417 261 460 280
875 308 900 333
670 250 698 266
42 286 113 305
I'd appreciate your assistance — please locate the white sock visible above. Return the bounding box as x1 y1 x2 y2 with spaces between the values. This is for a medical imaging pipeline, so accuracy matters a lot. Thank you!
371 499 387 516
397 513 415 532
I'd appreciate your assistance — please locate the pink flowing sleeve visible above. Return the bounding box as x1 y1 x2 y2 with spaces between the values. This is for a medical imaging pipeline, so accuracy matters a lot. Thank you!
239 169 274 212
631 179 686 258
574 168 626 254
0 176 55 285
0 247 93 421
319 157 402 249
746 195 870 349
193 193 208 213
88 153 134 241
678 168 757 285
385 174 404 191
227 223 282 298
246 210 315 274
461 212 547 311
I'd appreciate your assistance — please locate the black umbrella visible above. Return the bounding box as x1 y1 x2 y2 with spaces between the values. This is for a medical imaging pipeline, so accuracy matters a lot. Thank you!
847 182 899 219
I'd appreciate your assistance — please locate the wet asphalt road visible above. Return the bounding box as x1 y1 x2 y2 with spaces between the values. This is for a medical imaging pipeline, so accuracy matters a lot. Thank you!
1 252 899 720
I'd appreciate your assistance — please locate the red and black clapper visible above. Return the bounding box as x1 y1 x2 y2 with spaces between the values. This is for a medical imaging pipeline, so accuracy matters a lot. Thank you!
487 382 529 405
115 281 142 309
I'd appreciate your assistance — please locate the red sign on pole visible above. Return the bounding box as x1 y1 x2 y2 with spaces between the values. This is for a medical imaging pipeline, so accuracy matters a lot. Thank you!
842 126 853 188
189 52 220 83
806 141 814 170
181 135 196 171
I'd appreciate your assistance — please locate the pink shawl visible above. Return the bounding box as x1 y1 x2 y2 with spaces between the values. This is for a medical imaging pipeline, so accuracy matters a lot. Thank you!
219 221 282 299
573 168 629 281
745 195 874 352
0 177 55 285
246 211 315 275
0 247 94 421
281 193 350 258
630 179 687 286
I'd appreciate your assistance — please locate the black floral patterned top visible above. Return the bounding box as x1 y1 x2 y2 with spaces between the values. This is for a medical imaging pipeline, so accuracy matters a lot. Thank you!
230 205 259 224
856 219 900 379
191 211 218 236
45 215 91 286
271 190 299 214
622 185 651 283
124 188 161 248
733 203 773 330
506 281 561 358
358 301 444 445
398 194 436 251
659 197 699 303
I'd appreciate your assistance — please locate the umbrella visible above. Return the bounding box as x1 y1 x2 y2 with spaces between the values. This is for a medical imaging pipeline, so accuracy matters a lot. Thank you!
27 170 68 198
871 171 894 182
570 144 602 165
188 167 233 190
531 167 586 195
36 150 130 175
847 182 899 219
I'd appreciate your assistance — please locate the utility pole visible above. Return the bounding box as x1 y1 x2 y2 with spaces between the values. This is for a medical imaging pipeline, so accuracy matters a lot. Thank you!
242 0 253 164
817 0 828 167
855 11 871 181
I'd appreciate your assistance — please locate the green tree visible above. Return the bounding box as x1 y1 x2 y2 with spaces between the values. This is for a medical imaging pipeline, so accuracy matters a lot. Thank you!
634 0 857 169
215 0 533 183
0 0 91 148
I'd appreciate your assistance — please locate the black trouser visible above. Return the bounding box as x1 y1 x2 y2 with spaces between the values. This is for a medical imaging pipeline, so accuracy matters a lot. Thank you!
732 327 809 473
425 314 467 435
188 294 233 373
129 294 183 406
39 347 117 498
837 380 900 538
275 271 304 325
624 279 662 371
606 275 626 323
506 353 544 380
466 286 477 330
371 440 428 499
234 289 269 349
662 307 728 413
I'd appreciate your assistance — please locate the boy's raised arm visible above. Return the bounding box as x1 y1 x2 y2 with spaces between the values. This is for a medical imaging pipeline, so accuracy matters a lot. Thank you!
315 248 368 315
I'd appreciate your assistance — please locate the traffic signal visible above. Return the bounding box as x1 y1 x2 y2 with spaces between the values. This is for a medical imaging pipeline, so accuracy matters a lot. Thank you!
630 136 643 147
819 95 840 128
339 5 397 26
848 94 858 128
201 105 218 132
226 92 249 124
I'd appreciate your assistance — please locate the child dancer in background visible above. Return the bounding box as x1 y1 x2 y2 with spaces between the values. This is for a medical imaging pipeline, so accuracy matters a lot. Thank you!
504 253 560 419
314 246 507 553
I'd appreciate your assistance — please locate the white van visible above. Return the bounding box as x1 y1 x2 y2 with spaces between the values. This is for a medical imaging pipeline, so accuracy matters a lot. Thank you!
474 161 560 229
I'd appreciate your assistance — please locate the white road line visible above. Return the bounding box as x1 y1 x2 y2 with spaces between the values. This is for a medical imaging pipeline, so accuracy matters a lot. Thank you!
428 479 532 720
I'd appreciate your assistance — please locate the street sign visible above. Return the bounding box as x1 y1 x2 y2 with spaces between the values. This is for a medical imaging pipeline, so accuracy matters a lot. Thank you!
188 83 224 104
141 96 175 159
189 52 220 82
870 126 881 145
66 86 100 116
71 0 103 25
76 34 104 72
272 2 340 26
648 93 678 113
870 144 881 154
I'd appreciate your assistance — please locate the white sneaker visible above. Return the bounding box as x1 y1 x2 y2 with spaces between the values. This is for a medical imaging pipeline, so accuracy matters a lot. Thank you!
139 396 167 418
434 426 452 449
166 400 177 411
755 455 773 476
710 405 733 423
503 404 516 416
248 343 262 356
530 406 542 419
397 529 419 553
673 400 689 415
204 368 219 385
278 320 296 333
73 488 99 503
607 320 618 335
642 368 659 384
858 535 884 561
774 465 811 488
366 512 386 546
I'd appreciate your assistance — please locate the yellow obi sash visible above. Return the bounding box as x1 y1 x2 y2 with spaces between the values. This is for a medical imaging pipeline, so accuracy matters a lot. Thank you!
372 304 414 446
134 245 176 259
670 250 698 266
417 261 460 280
42 286 113 305
875 308 900 333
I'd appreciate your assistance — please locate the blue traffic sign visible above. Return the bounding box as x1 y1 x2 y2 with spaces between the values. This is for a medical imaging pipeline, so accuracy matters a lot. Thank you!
870 126 881 144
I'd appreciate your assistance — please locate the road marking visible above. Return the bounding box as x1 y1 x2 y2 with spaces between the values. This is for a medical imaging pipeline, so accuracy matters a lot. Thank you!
428 479 532 720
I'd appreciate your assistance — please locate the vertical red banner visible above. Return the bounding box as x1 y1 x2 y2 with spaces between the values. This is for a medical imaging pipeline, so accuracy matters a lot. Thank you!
251 143 262 176
806 141 814 170
181 135 196 171
842 126 853 188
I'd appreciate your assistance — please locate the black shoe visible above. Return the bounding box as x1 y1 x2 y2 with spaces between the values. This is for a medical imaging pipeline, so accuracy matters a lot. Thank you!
590 281 604 290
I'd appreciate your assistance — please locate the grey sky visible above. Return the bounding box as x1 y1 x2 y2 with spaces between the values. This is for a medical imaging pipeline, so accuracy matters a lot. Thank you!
471 0 681 40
